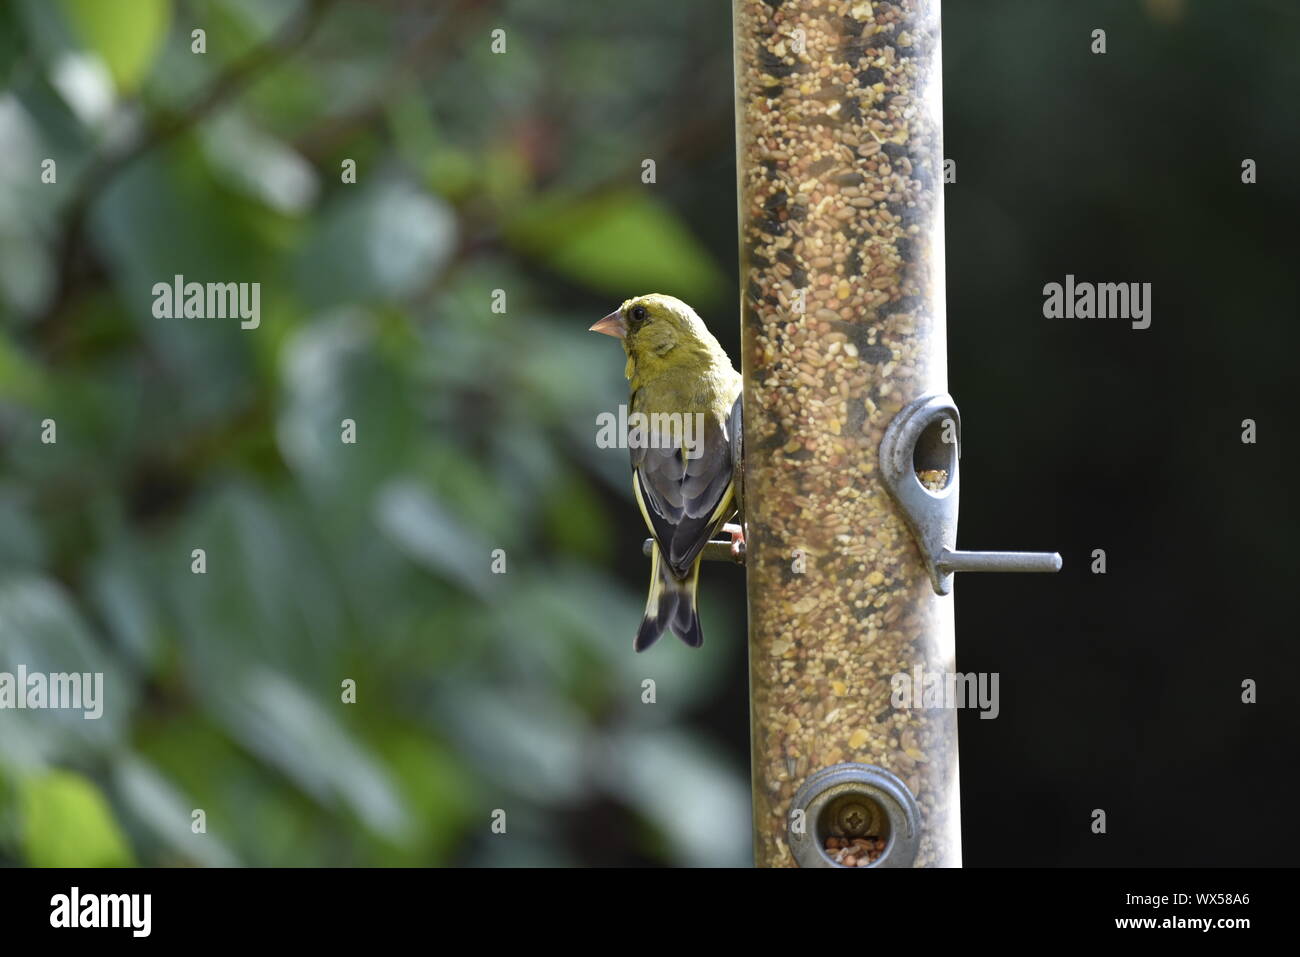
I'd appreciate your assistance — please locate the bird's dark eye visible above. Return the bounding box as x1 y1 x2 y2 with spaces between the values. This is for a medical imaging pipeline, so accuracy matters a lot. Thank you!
630 305 648 323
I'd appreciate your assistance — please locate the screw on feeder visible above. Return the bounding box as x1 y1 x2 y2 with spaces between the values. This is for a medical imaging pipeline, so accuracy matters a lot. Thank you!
879 393 1062 596
836 801 872 837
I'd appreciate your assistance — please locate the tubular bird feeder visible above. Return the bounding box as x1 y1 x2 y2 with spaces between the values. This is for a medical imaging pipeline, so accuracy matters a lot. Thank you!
731 0 1058 868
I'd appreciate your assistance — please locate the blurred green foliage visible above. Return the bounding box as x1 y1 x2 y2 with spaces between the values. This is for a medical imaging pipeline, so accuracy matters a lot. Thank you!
0 0 748 866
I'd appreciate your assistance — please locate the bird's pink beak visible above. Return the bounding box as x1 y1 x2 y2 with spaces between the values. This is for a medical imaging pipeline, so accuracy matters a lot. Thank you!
589 310 627 339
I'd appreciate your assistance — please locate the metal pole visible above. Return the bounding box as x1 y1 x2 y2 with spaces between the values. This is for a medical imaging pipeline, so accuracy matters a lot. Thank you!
733 0 958 867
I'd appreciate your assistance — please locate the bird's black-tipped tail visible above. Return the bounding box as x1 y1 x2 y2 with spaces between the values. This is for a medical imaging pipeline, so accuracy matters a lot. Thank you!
634 546 703 652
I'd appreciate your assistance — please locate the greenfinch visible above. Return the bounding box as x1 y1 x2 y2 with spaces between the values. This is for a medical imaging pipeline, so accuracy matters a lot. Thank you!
590 294 743 651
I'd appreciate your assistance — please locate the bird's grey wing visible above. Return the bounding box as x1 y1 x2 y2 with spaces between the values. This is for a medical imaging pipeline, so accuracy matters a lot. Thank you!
632 410 735 578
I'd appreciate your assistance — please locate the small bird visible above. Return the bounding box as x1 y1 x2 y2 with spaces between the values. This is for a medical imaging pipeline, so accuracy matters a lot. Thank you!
590 294 743 651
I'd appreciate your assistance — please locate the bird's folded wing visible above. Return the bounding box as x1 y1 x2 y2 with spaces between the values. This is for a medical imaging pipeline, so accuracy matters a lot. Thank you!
632 407 736 579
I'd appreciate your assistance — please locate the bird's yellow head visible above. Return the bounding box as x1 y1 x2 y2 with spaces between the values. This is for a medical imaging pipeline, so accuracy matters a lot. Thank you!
589 293 720 383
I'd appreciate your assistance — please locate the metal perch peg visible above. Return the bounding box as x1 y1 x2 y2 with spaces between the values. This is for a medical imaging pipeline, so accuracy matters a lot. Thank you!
937 549 1062 575
642 537 746 564
879 393 1062 596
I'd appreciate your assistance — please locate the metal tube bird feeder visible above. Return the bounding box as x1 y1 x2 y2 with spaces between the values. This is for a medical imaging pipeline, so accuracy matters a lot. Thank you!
732 0 1058 868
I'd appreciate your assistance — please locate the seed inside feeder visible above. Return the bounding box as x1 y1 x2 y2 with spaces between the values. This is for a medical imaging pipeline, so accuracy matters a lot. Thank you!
825 834 888 867
916 468 947 491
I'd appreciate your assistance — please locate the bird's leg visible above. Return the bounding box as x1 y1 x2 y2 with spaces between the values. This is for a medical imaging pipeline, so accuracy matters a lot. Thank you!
722 522 746 562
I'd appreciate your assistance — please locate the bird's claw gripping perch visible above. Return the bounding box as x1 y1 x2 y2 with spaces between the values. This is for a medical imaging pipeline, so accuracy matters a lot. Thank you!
721 522 746 562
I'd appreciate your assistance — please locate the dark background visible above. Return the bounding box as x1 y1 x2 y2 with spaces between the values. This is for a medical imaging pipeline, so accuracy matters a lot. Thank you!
0 0 1295 866
943 0 1298 865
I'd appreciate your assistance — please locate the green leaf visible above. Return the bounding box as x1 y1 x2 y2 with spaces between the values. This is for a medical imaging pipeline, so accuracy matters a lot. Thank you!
0 576 128 766
58 0 170 93
372 731 477 864
294 179 456 307
208 669 412 842
599 730 750 867
0 2 23 87
0 333 46 405
21 770 134 867
111 757 239 867
505 190 726 308
374 480 494 598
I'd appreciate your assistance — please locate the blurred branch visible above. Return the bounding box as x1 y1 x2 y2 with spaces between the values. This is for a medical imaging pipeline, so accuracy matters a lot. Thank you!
35 0 342 343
